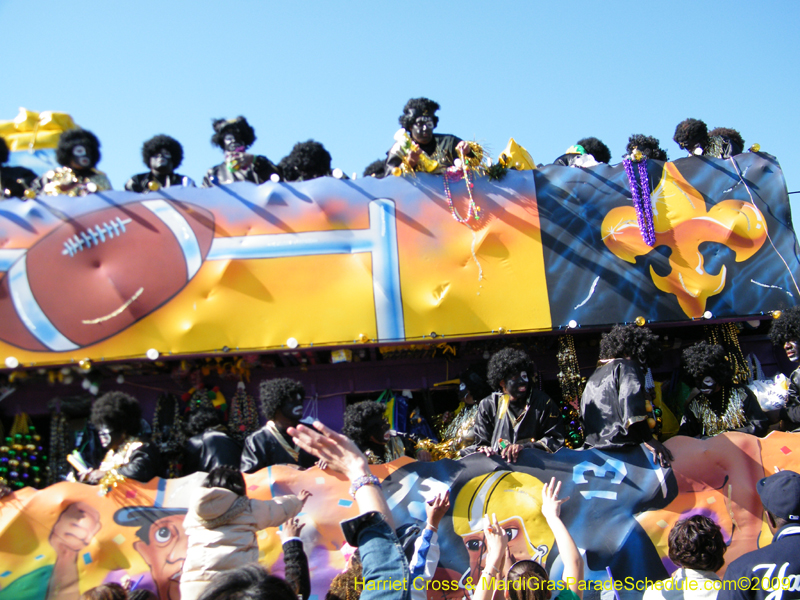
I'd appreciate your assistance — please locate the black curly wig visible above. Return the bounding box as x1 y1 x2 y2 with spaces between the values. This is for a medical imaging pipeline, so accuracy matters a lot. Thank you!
626 134 668 161
90 391 142 435
709 127 745 154
576 137 611 164
259 378 304 421
668 515 726 572
599 324 663 368
459 368 493 401
769 306 800 345
673 118 709 152
487 347 535 391
682 341 734 384
0 137 9 164
141 134 183 169
278 140 332 182
342 401 387 449
363 159 386 179
399 98 440 132
186 406 223 437
56 129 101 168
211 116 256 150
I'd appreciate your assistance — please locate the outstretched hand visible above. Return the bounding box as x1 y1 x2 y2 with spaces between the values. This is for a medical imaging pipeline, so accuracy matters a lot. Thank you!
426 491 450 530
541 477 568 521
482 513 508 567
644 438 674 469
281 517 306 541
287 421 370 482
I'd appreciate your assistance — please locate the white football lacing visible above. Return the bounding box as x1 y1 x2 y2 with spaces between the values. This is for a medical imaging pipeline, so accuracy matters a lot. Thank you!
61 217 133 257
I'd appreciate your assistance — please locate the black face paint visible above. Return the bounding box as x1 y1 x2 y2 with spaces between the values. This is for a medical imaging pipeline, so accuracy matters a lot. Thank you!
71 145 91 169
698 376 717 395
281 392 304 421
410 116 434 145
149 149 173 175
223 133 245 153
785 341 799 363
504 370 530 402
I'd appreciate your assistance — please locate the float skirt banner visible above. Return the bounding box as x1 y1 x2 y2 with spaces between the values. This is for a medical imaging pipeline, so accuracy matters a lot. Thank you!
540 152 800 325
0 432 797 600
0 153 797 365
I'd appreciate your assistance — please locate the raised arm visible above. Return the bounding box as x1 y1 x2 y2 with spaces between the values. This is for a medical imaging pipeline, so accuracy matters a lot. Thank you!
541 478 583 598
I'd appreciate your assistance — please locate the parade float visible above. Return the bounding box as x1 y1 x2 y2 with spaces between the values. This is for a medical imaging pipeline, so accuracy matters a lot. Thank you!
1 109 799 599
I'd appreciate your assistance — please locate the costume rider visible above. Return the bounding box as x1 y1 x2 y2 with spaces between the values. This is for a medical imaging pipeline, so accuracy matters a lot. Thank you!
125 135 195 192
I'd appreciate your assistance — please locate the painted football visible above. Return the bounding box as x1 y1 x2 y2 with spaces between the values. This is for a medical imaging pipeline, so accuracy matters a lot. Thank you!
0 199 215 351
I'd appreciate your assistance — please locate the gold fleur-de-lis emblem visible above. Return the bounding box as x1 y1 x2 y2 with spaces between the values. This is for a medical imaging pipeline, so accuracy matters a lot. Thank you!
601 162 767 317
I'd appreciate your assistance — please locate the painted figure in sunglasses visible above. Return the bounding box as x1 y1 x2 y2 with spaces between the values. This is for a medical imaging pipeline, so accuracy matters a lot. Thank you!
385 97 479 176
464 347 566 461
125 135 195 193
202 116 281 186
240 378 316 472
82 391 162 488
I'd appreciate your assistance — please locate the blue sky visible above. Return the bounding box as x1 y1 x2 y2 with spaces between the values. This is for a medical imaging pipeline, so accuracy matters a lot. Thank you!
3 1 800 226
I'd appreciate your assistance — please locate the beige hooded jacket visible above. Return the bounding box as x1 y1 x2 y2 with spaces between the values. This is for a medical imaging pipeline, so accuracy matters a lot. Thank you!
179 486 302 600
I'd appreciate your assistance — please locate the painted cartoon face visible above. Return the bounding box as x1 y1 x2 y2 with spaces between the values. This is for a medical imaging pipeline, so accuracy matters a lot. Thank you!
50 501 101 552
70 145 92 169
453 471 553 586
149 149 173 175
411 116 435 145
698 376 718 396
280 391 305 423
462 516 547 582
503 370 530 403
133 514 188 600
785 341 799 363
223 133 245 153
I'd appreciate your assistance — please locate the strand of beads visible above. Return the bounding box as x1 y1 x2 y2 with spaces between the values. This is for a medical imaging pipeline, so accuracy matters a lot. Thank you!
228 384 259 443
48 410 69 485
706 323 752 384
556 334 586 448
623 152 656 246
442 148 481 224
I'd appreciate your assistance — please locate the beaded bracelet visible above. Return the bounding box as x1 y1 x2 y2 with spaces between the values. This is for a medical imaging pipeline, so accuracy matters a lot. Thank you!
349 474 381 498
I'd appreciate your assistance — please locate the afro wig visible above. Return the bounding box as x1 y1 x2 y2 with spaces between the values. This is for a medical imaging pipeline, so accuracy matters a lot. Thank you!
399 98 440 132
278 140 332 181
211 116 256 150
673 118 709 152
487 347 535 391
667 515 726 572
709 127 745 155
90 391 142 436
186 406 223 437
769 306 800 345
342 401 387 449
56 129 101 168
363 159 386 179
576 137 611 164
141 134 184 168
599 324 663 368
626 134 668 161
682 341 734 384
259 378 304 421
0 137 8 164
